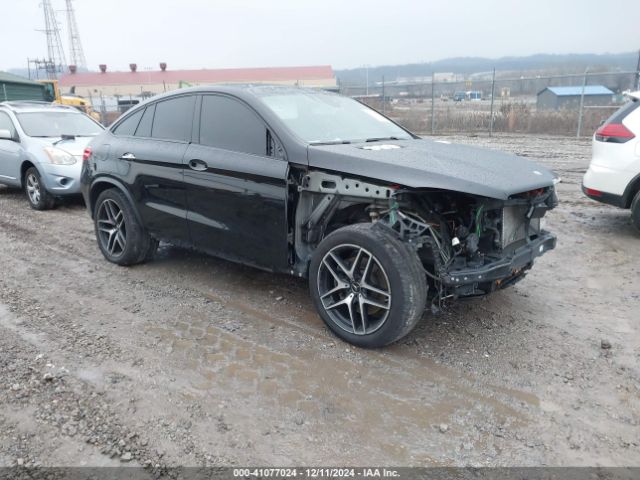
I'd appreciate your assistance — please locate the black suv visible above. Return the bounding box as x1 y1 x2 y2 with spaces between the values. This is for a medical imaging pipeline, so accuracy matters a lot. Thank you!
81 86 557 348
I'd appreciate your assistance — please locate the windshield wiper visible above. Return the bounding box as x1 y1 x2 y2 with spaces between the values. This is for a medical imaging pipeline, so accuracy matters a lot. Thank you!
309 140 352 146
365 136 400 142
53 134 76 145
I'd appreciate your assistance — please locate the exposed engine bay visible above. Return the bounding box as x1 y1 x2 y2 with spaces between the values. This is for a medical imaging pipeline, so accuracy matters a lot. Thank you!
294 170 558 308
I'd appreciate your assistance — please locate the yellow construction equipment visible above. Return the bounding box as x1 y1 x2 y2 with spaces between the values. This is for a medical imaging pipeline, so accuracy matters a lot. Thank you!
38 79 101 122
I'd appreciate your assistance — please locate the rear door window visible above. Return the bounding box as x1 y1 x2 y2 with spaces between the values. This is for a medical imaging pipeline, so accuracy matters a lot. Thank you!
112 109 143 136
604 98 639 125
135 104 155 138
199 95 267 156
152 96 195 142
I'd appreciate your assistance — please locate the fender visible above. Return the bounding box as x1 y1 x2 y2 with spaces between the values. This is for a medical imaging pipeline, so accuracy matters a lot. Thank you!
622 172 640 208
88 175 143 225
20 159 45 189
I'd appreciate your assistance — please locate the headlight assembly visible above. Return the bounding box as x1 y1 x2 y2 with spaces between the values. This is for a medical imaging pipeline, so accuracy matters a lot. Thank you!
43 147 77 165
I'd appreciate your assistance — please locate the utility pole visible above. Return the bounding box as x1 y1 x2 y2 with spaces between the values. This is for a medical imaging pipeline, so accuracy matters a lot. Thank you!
382 76 386 115
430 72 435 134
27 58 55 81
65 0 87 70
365 65 369 96
577 67 588 138
489 67 496 137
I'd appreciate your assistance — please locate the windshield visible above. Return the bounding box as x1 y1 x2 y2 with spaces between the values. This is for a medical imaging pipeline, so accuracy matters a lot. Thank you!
16 112 103 138
259 91 412 144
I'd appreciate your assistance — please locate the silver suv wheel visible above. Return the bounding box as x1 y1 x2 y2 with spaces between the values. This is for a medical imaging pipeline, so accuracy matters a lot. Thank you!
24 167 55 210
26 173 41 205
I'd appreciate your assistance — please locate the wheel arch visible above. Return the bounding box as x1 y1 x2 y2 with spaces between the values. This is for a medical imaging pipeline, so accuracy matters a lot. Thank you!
292 169 398 277
89 177 142 224
622 173 640 208
20 160 39 188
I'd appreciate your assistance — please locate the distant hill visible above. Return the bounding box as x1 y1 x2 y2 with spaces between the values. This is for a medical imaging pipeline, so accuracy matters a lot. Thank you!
336 52 638 85
6 68 32 80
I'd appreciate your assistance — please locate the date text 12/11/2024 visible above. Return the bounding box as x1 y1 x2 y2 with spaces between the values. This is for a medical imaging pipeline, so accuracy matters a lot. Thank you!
232 468 400 478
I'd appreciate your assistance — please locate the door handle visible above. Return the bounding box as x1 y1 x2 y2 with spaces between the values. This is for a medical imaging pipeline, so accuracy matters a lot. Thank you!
188 159 207 171
119 152 136 160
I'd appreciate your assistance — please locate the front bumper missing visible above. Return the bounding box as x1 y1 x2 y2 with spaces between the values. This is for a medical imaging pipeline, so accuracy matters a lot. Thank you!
440 231 557 288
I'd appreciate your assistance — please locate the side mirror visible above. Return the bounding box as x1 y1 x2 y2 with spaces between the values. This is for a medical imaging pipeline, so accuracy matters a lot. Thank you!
0 129 14 141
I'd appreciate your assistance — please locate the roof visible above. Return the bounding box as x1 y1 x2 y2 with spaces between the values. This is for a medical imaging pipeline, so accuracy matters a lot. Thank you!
0 71 43 86
117 84 340 116
540 85 614 97
60 65 334 87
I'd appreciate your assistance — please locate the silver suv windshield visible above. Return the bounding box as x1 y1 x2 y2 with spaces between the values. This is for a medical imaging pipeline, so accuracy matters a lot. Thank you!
16 111 103 138
259 91 412 145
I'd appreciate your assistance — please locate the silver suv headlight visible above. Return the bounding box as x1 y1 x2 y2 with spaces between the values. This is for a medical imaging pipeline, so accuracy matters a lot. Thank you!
43 147 77 165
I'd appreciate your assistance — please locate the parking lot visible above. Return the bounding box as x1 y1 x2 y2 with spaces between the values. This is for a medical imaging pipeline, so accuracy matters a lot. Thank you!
0 134 638 468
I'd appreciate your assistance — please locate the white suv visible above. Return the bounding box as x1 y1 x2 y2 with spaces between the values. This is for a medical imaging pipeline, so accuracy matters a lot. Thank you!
583 91 640 230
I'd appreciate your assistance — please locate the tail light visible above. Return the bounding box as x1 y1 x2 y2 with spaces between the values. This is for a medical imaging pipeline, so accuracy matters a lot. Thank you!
595 123 635 143
82 146 92 161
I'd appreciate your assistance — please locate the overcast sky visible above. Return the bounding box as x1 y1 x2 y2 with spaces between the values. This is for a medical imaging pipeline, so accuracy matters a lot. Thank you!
2 0 639 72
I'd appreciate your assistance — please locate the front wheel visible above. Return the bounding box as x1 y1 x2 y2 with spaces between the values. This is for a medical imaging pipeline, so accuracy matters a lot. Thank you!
24 167 55 210
309 223 427 348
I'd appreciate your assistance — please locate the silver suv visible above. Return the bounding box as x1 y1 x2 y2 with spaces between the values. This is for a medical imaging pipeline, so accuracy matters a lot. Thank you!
0 101 104 210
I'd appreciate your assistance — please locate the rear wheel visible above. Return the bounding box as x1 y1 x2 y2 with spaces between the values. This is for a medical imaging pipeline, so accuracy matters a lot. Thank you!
94 188 157 265
631 190 640 232
309 223 427 348
24 167 55 210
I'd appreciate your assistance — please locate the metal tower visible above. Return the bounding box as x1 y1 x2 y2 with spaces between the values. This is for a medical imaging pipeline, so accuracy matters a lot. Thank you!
40 0 67 78
65 0 87 70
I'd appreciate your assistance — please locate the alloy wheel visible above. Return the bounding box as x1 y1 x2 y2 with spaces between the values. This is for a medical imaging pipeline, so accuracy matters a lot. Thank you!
26 173 41 205
317 244 391 335
97 199 127 257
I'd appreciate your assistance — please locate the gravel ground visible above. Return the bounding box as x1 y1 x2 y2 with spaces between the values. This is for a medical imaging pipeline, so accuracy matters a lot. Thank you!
0 134 638 470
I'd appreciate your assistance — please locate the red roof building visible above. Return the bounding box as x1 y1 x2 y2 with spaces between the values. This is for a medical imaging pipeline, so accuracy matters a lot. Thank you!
60 65 336 97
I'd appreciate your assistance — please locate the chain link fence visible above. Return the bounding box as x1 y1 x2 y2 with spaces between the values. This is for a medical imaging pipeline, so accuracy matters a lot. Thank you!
340 70 639 137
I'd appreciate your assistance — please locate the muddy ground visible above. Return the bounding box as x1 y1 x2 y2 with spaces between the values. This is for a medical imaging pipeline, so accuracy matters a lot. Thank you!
0 134 638 469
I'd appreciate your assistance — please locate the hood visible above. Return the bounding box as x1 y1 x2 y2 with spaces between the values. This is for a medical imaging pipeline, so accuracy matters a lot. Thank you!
29 136 93 158
307 138 556 200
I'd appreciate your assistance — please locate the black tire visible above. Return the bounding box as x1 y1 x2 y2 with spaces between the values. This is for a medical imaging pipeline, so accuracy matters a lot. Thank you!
309 223 427 348
94 188 157 266
631 190 640 233
144 238 160 261
24 167 55 210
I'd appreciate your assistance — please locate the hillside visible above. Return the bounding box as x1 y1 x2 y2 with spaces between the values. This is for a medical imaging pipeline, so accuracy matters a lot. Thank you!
337 52 638 85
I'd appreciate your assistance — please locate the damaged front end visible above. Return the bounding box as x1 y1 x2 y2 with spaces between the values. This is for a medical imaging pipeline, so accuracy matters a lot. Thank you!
291 171 558 307
293 170 558 309
383 186 558 305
